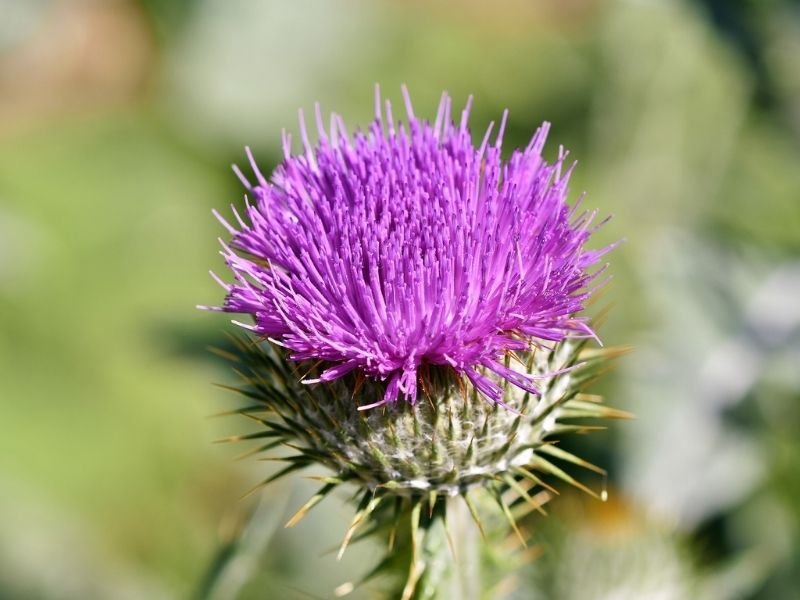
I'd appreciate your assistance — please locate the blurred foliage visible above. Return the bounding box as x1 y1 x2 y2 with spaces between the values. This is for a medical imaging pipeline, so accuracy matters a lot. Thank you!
1 0 798 599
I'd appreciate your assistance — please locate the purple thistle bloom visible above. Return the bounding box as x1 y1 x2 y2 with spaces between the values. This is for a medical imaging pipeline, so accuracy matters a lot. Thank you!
207 87 612 409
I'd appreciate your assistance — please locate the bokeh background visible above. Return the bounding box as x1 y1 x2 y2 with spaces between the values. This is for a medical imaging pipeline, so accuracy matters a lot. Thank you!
1 0 799 598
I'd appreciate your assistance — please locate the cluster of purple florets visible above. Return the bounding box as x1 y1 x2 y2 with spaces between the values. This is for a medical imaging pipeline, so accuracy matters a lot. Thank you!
207 88 610 408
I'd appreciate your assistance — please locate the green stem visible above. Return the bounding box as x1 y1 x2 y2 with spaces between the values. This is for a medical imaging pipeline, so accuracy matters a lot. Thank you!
449 497 481 600
403 497 482 600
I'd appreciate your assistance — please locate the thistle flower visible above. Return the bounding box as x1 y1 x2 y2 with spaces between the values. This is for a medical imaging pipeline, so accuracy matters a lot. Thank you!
203 87 626 599
208 87 611 410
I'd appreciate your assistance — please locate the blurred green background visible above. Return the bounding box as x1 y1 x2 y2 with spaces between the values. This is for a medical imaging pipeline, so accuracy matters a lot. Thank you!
1 0 799 598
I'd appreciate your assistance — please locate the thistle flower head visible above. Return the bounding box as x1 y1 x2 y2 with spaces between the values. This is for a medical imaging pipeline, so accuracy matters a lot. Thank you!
204 88 626 599
209 87 610 409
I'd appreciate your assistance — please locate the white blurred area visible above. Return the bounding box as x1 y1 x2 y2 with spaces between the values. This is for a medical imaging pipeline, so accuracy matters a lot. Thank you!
622 234 800 527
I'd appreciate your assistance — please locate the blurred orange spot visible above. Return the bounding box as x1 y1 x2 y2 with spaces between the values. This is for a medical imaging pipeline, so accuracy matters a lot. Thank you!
0 0 155 134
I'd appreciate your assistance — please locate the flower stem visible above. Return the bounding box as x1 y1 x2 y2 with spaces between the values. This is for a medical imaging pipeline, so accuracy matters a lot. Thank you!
399 497 482 600
444 497 481 600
